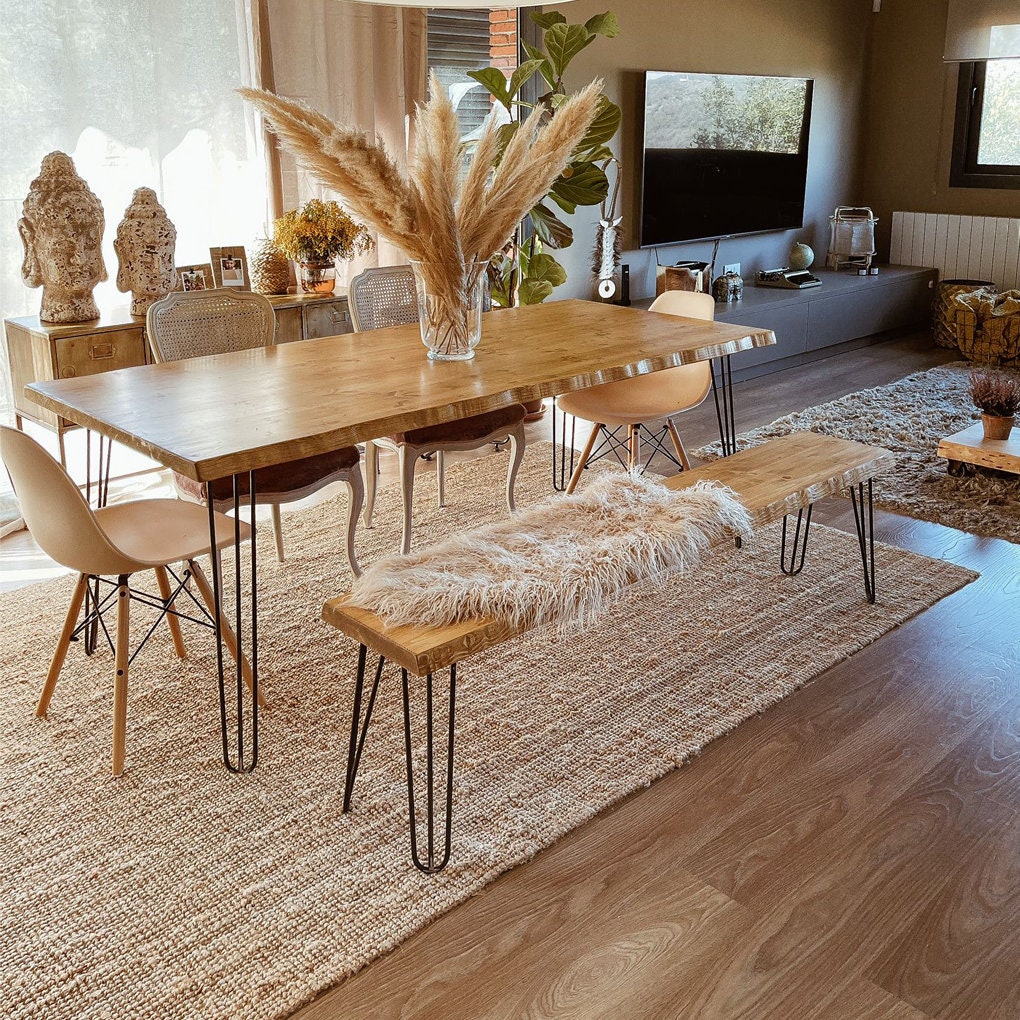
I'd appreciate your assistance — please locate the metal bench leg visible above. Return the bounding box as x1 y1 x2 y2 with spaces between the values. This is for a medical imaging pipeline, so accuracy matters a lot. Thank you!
850 478 877 604
342 645 385 812
402 664 457 875
780 504 813 576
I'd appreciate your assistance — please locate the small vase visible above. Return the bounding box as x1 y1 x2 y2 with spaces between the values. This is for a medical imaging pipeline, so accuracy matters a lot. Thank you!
409 258 487 361
981 413 1015 441
299 260 336 295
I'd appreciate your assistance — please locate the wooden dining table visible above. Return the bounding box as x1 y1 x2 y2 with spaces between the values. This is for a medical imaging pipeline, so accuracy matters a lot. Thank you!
25 298 775 772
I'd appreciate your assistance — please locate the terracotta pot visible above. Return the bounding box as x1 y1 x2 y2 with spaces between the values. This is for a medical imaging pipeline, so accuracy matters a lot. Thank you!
981 413 1015 441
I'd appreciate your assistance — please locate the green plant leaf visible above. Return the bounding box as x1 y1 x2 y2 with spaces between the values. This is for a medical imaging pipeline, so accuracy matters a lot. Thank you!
529 202 574 249
547 183 577 216
519 279 555 304
584 12 620 38
495 122 519 161
576 97 622 152
552 162 610 207
508 59 543 101
530 10 566 29
522 41 557 89
466 66 512 110
545 23 596 79
528 253 568 287
580 144 616 163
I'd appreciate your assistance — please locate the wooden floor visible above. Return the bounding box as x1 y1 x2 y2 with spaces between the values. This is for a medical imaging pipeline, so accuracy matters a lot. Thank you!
295 335 1020 1020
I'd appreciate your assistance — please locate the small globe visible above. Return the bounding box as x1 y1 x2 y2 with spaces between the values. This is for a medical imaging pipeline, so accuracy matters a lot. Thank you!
789 242 814 271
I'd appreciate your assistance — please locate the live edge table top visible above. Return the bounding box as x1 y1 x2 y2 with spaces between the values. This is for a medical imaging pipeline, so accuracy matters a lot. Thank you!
26 299 775 483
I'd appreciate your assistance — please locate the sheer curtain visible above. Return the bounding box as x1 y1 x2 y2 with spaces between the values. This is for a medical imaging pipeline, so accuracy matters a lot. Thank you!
265 0 428 272
0 0 270 419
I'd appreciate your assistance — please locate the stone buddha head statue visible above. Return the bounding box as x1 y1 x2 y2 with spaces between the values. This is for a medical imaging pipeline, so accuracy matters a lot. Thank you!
114 187 178 316
19 152 107 323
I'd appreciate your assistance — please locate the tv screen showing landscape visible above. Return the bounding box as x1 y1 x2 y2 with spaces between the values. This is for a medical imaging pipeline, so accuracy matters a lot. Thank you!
640 71 813 247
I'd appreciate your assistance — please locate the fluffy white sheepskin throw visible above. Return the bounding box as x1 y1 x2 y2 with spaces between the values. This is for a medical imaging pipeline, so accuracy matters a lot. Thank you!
347 472 752 633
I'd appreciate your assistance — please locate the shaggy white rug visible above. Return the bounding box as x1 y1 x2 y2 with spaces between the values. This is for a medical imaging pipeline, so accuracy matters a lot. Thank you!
695 362 1020 544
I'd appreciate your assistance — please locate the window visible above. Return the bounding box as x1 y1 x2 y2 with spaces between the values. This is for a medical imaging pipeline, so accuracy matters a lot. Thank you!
950 59 1020 189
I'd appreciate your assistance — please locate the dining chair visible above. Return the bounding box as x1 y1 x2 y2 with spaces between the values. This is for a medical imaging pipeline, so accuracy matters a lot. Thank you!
146 290 364 573
348 266 527 554
558 290 715 493
1 424 261 776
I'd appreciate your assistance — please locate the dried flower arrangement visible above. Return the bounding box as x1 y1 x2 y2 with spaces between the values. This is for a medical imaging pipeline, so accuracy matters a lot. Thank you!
970 368 1020 418
272 198 374 265
240 74 602 357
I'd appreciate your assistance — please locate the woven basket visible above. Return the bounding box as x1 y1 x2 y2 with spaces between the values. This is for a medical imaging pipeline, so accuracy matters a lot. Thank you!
932 279 996 350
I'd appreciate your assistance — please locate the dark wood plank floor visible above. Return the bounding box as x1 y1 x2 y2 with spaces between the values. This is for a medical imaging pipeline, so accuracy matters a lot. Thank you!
298 335 1017 1018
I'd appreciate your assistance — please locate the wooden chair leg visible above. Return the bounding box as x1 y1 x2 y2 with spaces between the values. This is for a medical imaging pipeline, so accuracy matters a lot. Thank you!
398 445 417 555
566 422 602 495
37 572 89 718
270 504 285 562
628 424 642 473
188 559 266 709
344 465 364 577
436 449 446 508
112 575 131 776
154 565 187 659
505 423 526 512
363 440 378 529
667 419 692 471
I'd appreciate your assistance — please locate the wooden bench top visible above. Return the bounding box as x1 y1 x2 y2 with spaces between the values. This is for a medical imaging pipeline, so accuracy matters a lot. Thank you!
321 432 894 676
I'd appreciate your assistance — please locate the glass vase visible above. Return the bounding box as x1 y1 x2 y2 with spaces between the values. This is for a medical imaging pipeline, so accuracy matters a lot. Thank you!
409 258 487 361
299 260 336 295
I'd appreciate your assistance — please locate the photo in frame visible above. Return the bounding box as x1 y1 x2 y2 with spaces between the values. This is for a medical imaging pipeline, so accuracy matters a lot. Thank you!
209 246 248 288
175 263 213 292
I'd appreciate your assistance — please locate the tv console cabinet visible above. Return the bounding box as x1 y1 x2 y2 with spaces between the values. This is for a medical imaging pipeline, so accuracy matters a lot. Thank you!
637 265 936 381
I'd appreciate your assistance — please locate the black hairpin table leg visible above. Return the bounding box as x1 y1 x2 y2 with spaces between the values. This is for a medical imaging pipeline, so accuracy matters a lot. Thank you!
551 405 576 492
82 430 113 655
850 478 877 604
402 664 457 875
207 471 259 773
710 355 738 457
780 504 813 576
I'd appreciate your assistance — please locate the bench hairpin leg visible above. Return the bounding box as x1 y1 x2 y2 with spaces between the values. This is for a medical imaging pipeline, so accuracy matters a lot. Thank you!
850 478 877 604
402 664 457 875
780 504 813 576
343 645 385 813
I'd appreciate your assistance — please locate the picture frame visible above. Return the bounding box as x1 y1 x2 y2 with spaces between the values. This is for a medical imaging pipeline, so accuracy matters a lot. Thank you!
175 263 213 292
209 245 248 289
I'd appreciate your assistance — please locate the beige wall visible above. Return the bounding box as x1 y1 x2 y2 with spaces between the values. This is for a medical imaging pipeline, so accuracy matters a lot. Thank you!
554 0 873 300
862 0 1020 259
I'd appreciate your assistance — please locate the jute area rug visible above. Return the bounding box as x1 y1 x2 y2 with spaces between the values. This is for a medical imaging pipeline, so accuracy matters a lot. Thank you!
696 362 1020 544
0 444 975 1020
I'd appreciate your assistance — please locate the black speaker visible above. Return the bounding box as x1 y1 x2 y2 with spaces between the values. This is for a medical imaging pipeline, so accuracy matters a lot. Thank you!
620 264 631 306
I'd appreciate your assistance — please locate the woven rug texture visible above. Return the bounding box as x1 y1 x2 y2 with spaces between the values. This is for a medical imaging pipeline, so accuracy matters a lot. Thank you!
696 362 1020 544
0 444 976 1020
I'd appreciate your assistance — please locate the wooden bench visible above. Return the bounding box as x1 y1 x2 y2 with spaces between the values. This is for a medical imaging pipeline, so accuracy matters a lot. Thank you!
322 431 894 873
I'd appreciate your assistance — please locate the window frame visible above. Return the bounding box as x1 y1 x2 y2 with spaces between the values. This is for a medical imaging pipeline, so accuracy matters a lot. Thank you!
950 59 1020 190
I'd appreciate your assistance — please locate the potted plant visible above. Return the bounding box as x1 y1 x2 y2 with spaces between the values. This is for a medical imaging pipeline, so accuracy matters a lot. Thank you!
273 198 373 294
970 368 1020 440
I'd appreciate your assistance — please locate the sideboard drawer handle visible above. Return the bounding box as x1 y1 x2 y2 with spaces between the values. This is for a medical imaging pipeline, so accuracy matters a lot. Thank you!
89 343 116 360
328 308 348 325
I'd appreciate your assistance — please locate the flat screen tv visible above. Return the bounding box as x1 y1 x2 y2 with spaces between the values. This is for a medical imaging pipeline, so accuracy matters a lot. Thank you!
640 71 814 248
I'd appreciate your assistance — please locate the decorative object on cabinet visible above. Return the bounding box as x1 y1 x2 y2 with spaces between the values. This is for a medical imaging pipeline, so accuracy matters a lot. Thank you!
789 242 815 270
249 236 292 295
113 187 177 316
240 69 602 357
970 368 1020 440
175 263 213 292
209 245 248 288
272 199 373 295
18 151 107 324
827 206 877 272
712 271 743 303
592 156 622 302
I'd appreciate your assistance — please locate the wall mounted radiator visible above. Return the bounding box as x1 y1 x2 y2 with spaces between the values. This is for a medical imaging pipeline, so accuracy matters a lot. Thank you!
890 211 1020 291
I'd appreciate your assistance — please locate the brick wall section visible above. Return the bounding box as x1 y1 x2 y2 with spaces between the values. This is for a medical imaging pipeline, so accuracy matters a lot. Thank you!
489 9 518 71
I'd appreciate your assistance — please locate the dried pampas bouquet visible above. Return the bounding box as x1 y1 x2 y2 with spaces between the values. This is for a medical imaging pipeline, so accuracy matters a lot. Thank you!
240 74 602 358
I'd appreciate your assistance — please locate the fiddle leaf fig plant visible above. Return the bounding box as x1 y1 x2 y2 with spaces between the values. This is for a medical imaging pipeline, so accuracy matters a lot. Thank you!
467 9 620 305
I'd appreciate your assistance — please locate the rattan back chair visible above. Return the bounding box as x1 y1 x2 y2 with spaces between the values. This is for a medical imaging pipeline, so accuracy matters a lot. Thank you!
558 290 715 493
146 290 364 572
347 266 527 555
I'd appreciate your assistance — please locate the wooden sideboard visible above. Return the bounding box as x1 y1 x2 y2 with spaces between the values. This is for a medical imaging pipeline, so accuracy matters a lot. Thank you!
265 291 352 342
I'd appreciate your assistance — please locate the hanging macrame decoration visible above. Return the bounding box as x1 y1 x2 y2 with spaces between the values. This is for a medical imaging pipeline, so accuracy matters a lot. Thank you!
592 157 622 301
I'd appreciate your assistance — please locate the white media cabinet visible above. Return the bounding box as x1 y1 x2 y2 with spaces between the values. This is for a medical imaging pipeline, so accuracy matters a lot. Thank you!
637 265 936 381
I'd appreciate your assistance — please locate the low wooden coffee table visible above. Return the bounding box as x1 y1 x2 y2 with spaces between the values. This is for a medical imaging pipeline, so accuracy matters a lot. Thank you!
937 422 1020 477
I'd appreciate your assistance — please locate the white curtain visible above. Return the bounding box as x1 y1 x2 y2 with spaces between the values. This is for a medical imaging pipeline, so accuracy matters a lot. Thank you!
0 0 270 419
945 0 1020 61
265 0 428 272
